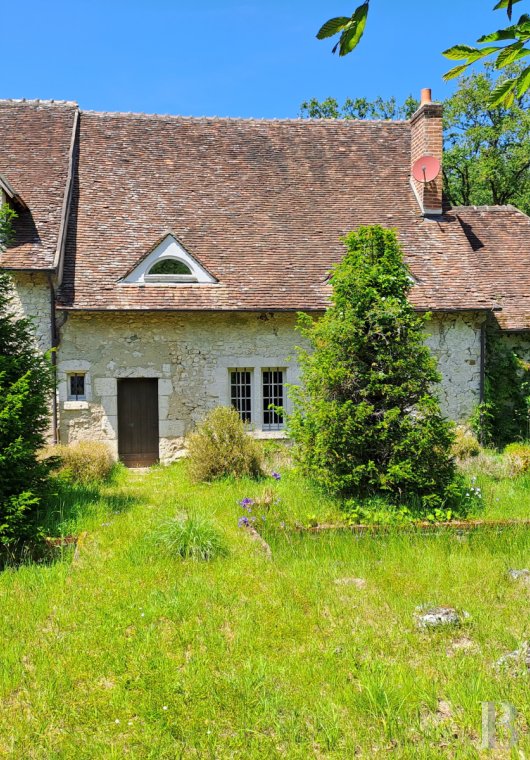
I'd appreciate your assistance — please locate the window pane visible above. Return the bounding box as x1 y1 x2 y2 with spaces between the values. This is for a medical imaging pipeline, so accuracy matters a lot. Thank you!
230 370 252 423
262 369 284 430
69 374 85 400
148 259 192 275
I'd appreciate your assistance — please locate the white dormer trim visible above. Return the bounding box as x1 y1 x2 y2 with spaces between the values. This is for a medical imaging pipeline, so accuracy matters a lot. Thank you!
0 173 28 210
121 234 217 285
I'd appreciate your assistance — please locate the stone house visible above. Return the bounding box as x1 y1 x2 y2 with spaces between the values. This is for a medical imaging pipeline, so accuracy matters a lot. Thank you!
1 92 529 465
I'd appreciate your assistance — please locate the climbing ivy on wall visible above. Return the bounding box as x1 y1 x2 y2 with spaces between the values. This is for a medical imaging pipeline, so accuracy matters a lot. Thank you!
476 322 530 448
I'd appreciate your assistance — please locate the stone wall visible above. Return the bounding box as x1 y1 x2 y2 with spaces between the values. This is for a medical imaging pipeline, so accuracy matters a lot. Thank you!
7 271 52 351
56 310 484 463
424 312 484 422
57 311 305 462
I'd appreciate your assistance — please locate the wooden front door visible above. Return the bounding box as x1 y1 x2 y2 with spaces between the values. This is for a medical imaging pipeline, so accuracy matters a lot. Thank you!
117 379 159 467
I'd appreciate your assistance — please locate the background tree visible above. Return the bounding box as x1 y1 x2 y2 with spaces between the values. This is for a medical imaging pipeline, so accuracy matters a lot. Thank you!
0 205 53 546
300 94 418 120
443 65 530 211
301 65 530 214
317 1 530 105
289 226 459 513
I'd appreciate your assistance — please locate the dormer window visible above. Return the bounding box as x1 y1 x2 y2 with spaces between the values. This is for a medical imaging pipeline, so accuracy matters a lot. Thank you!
121 233 217 286
144 257 197 283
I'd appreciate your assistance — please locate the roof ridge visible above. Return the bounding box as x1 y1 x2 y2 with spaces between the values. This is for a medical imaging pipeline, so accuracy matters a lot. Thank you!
454 204 519 211
79 109 409 125
0 98 78 108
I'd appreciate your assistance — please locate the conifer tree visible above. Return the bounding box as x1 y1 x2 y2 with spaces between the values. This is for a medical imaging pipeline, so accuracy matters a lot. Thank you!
0 204 53 544
290 226 458 512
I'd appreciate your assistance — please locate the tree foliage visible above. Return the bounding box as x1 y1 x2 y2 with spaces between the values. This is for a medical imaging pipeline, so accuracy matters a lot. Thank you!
317 1 530 104
289 226 459 512
300 95 418 120
0 206 54 545
443 65 530 211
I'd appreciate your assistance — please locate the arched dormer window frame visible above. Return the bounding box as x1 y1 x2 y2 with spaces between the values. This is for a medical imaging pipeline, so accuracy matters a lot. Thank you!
121 234 217 286
144 255 197 283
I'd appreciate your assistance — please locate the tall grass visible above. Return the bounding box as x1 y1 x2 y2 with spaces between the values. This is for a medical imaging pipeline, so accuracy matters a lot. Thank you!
0 460 528 757
153 512 228 560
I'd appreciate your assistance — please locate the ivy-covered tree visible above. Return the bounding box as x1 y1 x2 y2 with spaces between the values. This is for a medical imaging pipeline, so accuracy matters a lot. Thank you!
0 204 53 545
477 324 530 447
443 65 530 212
289 226 458 512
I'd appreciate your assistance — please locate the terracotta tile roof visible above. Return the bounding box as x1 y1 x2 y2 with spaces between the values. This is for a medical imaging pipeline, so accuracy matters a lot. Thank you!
455 205 530 330
3 105 527 326
0 100 78 270
53 110 495 314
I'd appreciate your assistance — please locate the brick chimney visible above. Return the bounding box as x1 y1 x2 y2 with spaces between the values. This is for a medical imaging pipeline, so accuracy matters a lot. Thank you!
410 88 443 216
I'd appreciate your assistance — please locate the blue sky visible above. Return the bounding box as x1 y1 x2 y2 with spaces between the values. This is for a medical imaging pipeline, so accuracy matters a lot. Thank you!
2 1 507 117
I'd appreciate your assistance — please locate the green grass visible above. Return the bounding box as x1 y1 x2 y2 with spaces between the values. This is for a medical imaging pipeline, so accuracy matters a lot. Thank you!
0 463 529 757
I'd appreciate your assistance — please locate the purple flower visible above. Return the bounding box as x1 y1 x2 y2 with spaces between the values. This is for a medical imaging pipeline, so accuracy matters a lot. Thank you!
271 472 281 481
239 498 254 510
238 516 250 528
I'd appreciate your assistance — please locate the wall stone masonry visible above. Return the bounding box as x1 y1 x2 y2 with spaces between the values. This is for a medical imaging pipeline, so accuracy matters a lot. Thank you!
57 311 306 462
424 312 485 422
4 270 487 461
55 309 485 463
8 272 52 352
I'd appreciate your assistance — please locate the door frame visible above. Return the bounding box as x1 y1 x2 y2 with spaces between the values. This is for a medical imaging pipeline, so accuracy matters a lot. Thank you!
117 378 160 467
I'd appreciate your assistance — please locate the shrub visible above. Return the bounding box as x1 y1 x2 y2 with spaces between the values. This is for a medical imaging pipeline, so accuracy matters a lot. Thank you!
44 442 115 484
289 226 458 514
154 513 227 561
0 261 54 546
504 442 530 477
452 426 481 460
186 406 264 482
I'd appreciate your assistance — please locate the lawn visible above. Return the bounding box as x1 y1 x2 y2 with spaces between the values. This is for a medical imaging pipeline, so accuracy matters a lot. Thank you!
0 461 529 758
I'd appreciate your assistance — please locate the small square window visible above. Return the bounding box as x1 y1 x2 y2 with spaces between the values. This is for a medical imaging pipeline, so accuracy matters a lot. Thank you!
68 373 86 401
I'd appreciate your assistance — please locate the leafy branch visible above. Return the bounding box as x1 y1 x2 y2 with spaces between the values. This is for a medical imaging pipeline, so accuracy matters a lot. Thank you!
316 2 370 56
443 1 530 105
317 1 530 104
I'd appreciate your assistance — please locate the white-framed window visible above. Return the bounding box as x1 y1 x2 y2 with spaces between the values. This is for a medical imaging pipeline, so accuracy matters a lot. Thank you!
144 256 197 283
121 234 217 285
262 368 285 430
67 372 86 401
230 369 253 424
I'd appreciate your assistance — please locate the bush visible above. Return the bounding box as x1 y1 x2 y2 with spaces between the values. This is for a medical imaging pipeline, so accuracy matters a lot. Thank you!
186 406 264 482
0 264 54 546
154 513 227 561
452 426 481 460
289 226 458 514
43 442 115 484
504 442 530 477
